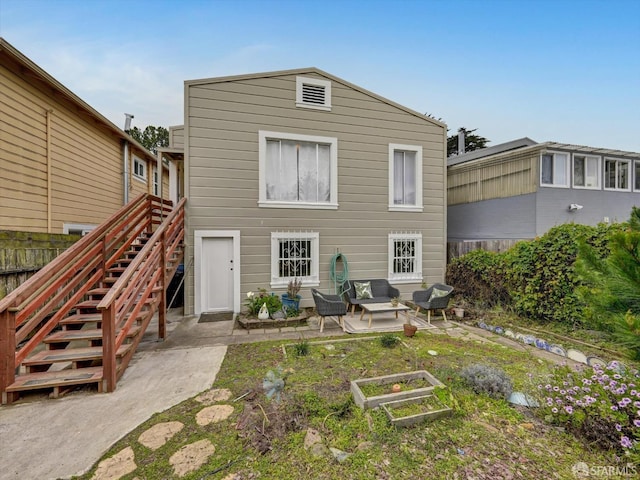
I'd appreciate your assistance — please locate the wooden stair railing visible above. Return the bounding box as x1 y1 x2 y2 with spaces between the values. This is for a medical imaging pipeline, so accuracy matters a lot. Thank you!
0 194 177 404
98 197 185 392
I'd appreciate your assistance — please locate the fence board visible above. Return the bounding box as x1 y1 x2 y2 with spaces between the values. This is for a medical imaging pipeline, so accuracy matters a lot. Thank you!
447 239 527 262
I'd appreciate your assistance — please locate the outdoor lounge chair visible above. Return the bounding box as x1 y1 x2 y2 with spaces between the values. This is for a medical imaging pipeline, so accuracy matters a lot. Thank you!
412 283 454 324
311 288 347 332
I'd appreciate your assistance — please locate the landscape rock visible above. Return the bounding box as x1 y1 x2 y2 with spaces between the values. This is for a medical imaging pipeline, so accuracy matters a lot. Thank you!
91 446 136 480
303 428 322 449
196 404 234 426
330 447 351 463
169 439 216 477
138 421 184 450
195 388 233 404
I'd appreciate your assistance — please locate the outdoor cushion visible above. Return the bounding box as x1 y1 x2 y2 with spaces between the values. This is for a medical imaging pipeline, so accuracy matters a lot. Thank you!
429 287 449 302
355 281 372 299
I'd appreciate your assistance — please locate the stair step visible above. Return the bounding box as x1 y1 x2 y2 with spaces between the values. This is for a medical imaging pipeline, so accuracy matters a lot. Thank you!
5 367 104 393
107 267 127 274
44 325 142 345
23 344 132 367
60 313 102 326
88 287 110 297
75 300 100 311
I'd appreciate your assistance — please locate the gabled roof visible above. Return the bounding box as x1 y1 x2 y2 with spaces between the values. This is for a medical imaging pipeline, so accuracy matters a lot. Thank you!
0 37 156 162
447 137 537 166
185 67 447 129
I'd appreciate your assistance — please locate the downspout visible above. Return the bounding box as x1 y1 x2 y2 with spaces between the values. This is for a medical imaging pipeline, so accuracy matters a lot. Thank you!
46 109 53 232
122 140 130 205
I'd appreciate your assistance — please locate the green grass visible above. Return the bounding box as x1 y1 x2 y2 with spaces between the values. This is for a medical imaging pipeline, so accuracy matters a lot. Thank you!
76 331 634 479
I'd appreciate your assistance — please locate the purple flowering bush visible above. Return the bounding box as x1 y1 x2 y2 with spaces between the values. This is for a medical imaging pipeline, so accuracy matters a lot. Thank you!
536 361 639 459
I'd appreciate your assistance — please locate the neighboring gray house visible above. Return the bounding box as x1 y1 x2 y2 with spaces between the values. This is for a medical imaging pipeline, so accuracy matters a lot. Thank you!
447 139 640 246
182 68 448 315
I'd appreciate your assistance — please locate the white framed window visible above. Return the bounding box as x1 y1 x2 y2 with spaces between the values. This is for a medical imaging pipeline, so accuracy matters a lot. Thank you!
259 131 338 209
604 158 631 191
572 154 601 189
388 232 422 283
634 161 640 191
389 144 423 211
152 167 159 196
63 223 97 236
270 232 320 288
540 152 569 187
296 76 331 111
133 156 147 182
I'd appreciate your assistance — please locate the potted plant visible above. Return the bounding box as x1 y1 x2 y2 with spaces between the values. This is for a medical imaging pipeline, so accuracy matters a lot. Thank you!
403 314 417 337
390 296 401 307
281 278 302 311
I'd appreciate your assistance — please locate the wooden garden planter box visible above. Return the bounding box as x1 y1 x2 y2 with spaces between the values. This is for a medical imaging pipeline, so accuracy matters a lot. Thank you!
350 370 445 410
382 394 452 427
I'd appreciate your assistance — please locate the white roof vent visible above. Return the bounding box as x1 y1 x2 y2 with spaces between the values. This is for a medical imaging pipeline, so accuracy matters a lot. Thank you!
296 76 331 111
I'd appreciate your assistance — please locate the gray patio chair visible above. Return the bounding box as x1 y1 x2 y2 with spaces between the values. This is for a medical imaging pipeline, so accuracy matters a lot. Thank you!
311 288 347 332
412 283 454 324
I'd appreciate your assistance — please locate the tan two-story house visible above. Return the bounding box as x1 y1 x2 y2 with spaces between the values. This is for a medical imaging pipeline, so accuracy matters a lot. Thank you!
182 68 448 315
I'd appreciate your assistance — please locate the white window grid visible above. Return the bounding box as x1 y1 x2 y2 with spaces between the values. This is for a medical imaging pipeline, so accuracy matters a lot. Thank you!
388 232 422 283
152 167 159 196
270 232 320 288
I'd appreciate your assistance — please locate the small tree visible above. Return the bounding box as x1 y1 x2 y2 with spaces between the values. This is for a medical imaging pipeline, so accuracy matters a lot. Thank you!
447 127 489 157
128 125 169 154
577 208 640 359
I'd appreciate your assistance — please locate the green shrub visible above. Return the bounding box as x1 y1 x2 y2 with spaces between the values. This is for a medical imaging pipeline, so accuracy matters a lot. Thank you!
245 288 283 315
293 338 310 357
446 249 510 308
379 334 400 348
460 364 513 400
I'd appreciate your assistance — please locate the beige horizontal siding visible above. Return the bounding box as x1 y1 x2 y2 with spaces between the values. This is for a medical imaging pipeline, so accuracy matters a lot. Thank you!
0 50 154 233
448 151 538 205
185 71 446 313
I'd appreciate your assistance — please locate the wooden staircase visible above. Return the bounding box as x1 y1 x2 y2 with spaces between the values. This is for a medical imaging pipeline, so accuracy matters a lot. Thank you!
0 194 186 404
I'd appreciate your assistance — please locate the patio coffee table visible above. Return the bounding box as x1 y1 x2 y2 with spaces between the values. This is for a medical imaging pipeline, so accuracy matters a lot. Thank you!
359 302 411 328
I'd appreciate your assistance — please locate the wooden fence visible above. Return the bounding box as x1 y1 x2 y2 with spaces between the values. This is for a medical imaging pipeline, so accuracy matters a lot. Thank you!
0 231 80 299
447 239 528 261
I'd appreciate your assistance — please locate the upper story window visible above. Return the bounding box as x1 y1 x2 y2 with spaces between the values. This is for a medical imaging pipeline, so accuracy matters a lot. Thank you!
389 144 423 212
388 232 422 283
540 152 569 187
634 161 640 191
259 131 338 209
604 158 630 191
296 76 331 111
133 156 147 182
270 232 320 288
152 167 159 196
573 154 601 189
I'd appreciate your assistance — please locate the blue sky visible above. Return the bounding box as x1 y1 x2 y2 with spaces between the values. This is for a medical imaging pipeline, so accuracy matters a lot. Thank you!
1 0 638 151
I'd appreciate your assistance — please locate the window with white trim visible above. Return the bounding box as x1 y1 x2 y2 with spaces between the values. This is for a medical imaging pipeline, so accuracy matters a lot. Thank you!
63 223 96 236
133 156 147 181
573 154 601 189
389 144 423 211
270 232 319 288
634 161 640 191
296 76 331 111
604 158 630 191
540 152 569 187
388 232 422 282
259 131 338 209
152 167 159 196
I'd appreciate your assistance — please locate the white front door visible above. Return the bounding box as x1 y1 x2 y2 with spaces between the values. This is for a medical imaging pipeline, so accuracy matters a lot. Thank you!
195 230 241 315
201 237 234 312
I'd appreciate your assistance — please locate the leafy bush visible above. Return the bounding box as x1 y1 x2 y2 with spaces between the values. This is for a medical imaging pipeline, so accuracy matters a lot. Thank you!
245 288 283 316
460 364 513 400
380 334 400 348
446 249 509 308
536 361 639 458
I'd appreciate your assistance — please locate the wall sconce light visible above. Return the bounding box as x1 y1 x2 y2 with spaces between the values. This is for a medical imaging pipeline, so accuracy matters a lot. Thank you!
568 204 583 212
